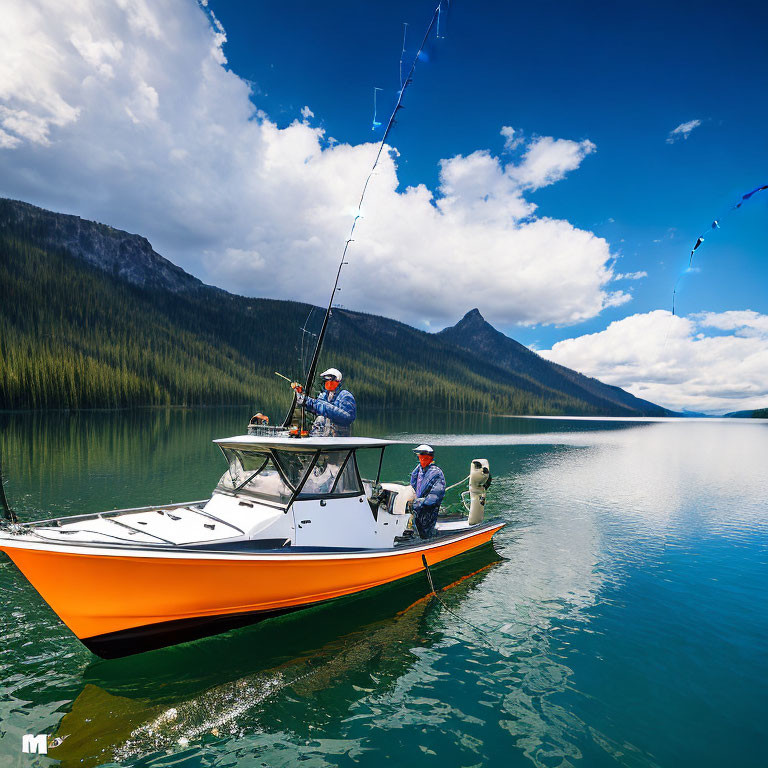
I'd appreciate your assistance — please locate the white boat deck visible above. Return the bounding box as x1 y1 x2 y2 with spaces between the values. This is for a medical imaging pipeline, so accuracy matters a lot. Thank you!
29 505 246 547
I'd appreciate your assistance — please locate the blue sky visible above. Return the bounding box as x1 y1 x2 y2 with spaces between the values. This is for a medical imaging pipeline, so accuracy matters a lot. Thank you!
1 0 766 412
210 0 768 349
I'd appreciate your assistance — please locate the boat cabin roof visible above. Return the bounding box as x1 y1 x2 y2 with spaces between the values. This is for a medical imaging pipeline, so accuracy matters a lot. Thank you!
213 435 399 451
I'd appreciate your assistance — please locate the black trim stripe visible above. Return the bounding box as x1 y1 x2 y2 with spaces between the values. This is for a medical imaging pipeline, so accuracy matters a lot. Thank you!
81 604 306 659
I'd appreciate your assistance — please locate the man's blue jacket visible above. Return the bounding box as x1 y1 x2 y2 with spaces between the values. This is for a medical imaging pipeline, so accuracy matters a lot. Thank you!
305 388 357 437
409 463 446 513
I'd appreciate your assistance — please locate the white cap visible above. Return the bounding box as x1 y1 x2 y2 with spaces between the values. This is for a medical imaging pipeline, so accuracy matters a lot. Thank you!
413 444 434 454
320 368 342 381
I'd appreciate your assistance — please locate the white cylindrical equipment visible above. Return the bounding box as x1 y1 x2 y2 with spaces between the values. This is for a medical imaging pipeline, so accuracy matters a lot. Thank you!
467 458 491 525
380 482 415 515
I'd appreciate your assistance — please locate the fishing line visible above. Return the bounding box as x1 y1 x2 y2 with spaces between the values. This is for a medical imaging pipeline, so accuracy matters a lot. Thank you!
421 554 502 653
371 87 383 131
670 183 767 316
299 306 318 379
354 5 441 218
287 0 447 417
444 473 469 492
436 0 450 39
399 22 408 88
659 182 767 366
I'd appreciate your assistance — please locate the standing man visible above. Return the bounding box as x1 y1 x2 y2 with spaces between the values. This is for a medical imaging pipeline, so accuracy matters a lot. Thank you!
409 444 446 539
294 368 357 437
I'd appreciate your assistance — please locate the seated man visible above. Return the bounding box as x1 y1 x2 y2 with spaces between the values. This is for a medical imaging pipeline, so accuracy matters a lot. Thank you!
409 444 446 539
294 368 356 437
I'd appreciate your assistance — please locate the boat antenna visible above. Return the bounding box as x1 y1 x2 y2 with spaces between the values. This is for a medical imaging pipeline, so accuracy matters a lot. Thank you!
0 446 18 524
283 2 446 428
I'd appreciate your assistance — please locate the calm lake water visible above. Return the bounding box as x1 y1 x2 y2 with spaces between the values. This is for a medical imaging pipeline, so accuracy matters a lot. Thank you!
0 409 766 767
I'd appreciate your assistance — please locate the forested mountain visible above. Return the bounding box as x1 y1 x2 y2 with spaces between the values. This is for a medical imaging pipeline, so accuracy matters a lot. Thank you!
0 198 670 416
438 308 666 416
725 408 768 418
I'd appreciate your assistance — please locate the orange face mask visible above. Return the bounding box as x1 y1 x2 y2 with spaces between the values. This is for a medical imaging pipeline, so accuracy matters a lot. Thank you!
324 379 340 392
418 454 433 469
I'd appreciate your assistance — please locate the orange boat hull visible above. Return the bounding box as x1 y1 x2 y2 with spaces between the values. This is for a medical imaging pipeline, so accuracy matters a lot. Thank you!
0 522 504 657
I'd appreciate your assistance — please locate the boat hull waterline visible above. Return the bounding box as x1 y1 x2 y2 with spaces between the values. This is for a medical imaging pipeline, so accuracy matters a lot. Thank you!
0 521 504 658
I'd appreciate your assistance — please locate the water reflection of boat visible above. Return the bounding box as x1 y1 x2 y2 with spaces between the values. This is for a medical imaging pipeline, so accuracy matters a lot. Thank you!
48 546 501 767
0 432 501 658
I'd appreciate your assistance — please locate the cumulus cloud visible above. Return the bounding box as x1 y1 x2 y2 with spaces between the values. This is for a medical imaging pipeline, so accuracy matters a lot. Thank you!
509 135 596 189
666 119 702 144
693 310 768 336
539 310 768 413
0 0 624 328
500 125 523 152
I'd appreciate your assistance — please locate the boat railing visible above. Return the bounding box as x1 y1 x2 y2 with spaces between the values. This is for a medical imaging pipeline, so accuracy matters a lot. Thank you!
246 424 291 438
22 499 210 528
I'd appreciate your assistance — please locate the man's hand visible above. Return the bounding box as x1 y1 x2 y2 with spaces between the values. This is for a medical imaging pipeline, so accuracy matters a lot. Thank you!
290 382 303 394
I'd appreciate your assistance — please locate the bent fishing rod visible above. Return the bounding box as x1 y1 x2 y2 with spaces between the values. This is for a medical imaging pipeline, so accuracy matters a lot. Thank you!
282 1 445 429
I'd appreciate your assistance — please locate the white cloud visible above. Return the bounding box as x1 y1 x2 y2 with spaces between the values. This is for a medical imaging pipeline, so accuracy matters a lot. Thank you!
0 128 20 149
500 125 523 152
300 105 314 121
0 0 623 328
0 0 81 146
666 119 702 144
69 25 123 79
693 310 768 337
539 310 768 413
509 135 596 189
613 271 647 281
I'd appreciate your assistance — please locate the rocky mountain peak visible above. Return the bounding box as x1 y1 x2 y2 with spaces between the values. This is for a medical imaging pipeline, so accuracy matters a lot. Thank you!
0 197 208 295
439 307 517 351
454 308 487 327
437 306 670 416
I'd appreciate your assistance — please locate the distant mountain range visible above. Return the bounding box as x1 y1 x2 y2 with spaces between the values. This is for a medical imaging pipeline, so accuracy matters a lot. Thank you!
437 308 666 417
724 408 768 418
0 197 672 416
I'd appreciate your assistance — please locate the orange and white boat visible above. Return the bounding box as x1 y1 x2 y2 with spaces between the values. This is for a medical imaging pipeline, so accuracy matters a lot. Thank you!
0 433 503 658
0 1 513 661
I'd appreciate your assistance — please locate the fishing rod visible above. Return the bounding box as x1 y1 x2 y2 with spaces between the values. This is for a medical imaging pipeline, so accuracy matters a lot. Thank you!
282 2 445 429
0 447 18 524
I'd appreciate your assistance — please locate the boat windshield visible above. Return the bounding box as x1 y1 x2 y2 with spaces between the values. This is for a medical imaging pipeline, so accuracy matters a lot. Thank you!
274 450 361 497
217 448 362 503
218 448 293 503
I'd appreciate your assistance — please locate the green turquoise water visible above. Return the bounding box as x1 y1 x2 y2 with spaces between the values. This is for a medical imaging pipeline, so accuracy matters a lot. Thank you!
0 409 766 767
